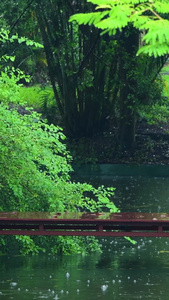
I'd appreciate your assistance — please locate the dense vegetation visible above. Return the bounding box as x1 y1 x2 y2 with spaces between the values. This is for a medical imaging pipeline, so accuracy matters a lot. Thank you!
1 0 169 254
2 1 169 147
0 59 119 253
0 26 118 255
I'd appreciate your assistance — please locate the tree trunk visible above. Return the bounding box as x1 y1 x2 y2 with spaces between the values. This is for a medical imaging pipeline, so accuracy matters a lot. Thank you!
119 27 139 149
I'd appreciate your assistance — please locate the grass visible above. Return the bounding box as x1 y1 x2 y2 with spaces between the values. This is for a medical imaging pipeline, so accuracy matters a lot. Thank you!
18 84 61 125
19 85 55 111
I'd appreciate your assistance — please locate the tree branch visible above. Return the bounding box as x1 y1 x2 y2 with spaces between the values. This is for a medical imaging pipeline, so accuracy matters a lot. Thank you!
76 31 100 77
10 0 35 33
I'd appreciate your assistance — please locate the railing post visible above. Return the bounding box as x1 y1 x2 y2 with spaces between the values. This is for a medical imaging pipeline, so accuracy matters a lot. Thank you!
39 223 44 233
158 225 163 234
98 224 103 233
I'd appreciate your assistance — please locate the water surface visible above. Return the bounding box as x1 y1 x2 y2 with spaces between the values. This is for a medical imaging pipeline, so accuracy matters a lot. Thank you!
1 174 169 299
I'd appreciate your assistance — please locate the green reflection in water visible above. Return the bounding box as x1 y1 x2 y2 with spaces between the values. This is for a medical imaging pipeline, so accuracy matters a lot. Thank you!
83 176 169 213
1 175 169 299
1 236 169 299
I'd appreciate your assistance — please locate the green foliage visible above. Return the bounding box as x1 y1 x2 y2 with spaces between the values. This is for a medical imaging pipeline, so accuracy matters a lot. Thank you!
0 68 30 105
19 85 44 108
0 107 69 211
124 236 137 245
15 236 43 255
0 101 119 253
162 65 169 98
19 85 56 112
0 100 119 253
36 0 120 138
39 87 59 124
0 27 43 105
69 0 169 148
0 51 119 254
0 8 142 253
139 102 169 125
70 0 169 57
138 64 169 124
50 236 102 255
0 29 43 49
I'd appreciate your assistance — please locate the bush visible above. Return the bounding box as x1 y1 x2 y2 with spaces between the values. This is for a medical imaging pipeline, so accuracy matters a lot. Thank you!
0 28 119 254
0 104 118 254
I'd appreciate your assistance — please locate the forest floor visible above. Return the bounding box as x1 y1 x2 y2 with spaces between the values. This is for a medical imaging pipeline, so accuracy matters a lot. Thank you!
67 120 169 165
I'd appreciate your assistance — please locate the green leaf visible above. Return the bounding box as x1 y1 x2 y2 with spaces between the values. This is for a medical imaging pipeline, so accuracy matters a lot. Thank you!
70 0 169 58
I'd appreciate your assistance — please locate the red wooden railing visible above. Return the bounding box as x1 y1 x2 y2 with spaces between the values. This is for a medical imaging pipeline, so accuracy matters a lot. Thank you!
0 212 169 237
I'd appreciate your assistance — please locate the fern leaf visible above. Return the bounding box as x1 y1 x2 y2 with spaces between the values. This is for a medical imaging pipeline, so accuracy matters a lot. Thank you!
154 2 169 14
137 44 169 57
95 5 111 10
142 21 169 45
69 11 108 26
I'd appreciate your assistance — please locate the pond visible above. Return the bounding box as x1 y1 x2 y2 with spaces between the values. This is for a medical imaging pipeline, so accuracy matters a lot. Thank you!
94 176 169 213
1 172 169 299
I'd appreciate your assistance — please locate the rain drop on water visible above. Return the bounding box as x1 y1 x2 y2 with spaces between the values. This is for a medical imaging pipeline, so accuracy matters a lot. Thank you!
101 285 108 292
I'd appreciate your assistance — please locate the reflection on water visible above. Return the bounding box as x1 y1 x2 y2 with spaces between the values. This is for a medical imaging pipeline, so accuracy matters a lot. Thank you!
87 176 169 213
1 237 169 300
1 175 169 299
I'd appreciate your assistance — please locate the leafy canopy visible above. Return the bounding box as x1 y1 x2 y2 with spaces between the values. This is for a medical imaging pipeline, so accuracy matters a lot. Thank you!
70 0 169 57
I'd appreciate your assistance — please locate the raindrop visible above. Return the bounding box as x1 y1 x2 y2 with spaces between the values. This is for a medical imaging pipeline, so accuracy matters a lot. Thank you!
10 282 17 287
101 285 108 292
